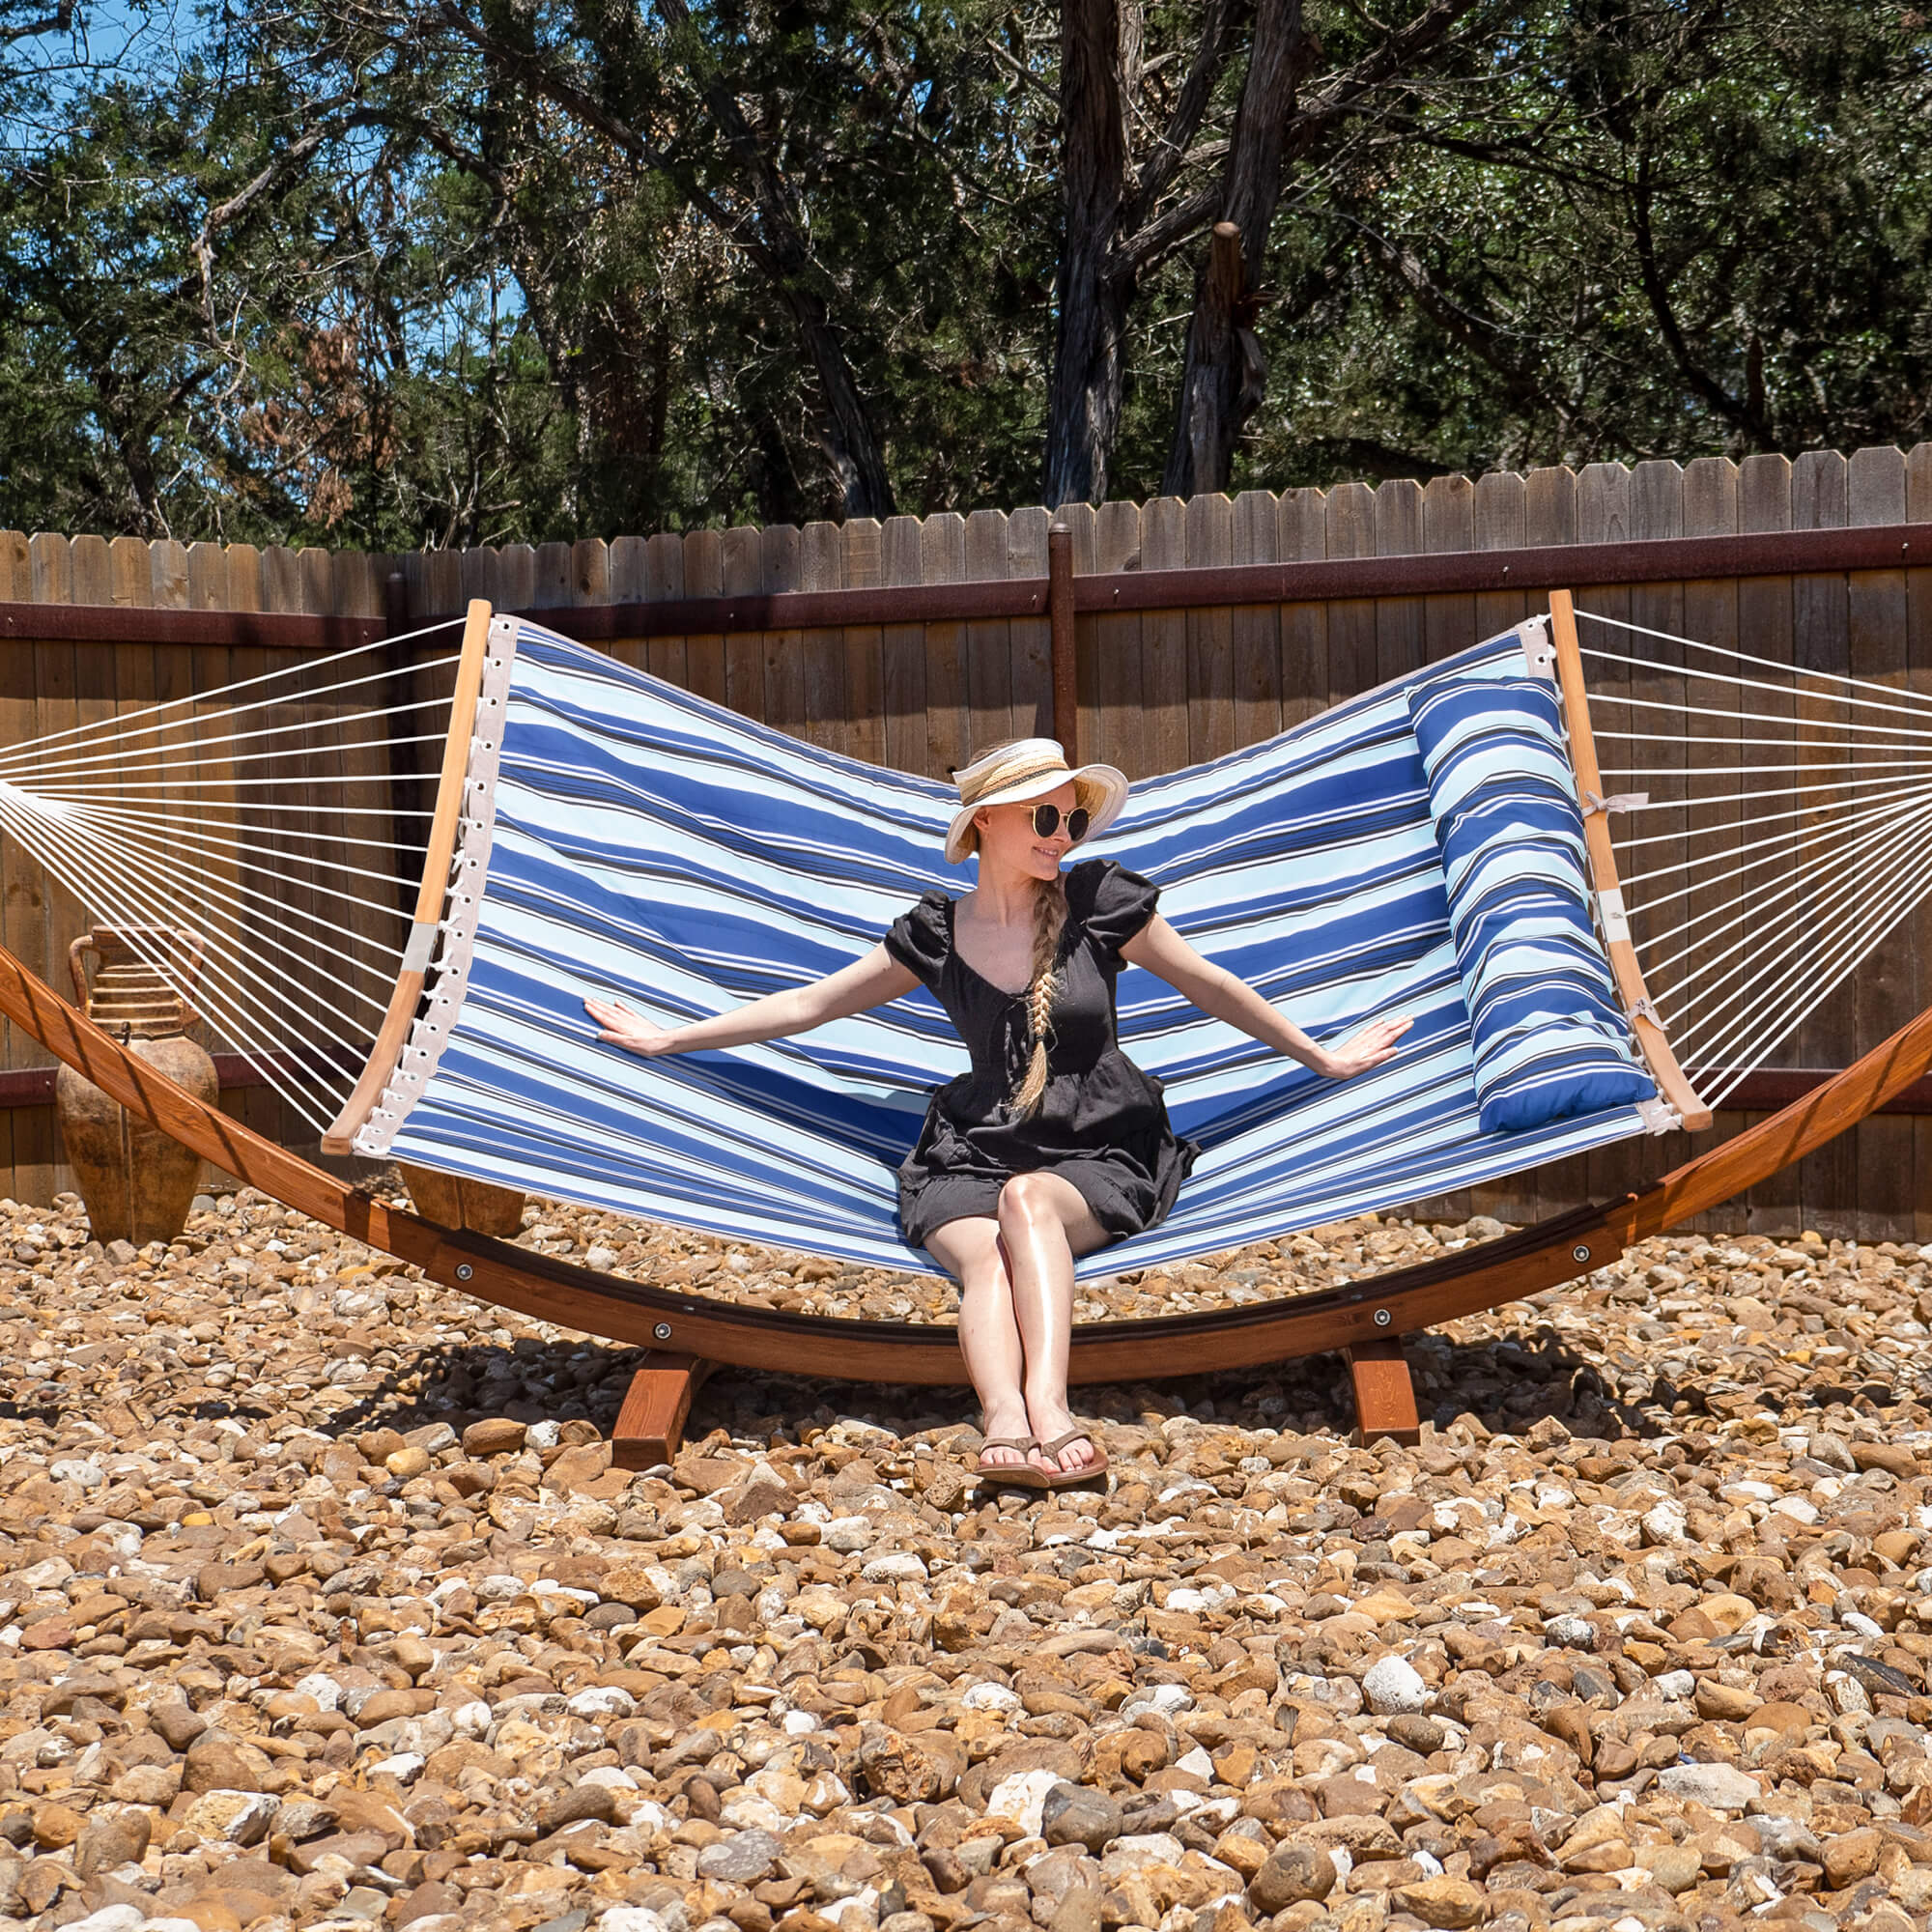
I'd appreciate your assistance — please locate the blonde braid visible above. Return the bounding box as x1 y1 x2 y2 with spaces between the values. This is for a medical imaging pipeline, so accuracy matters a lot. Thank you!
1008 875 1068 1120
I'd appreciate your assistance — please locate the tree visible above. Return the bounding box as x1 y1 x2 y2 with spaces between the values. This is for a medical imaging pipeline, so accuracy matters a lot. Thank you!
1239 0 1932 482
3 0 1929 549
1045 0 1487 505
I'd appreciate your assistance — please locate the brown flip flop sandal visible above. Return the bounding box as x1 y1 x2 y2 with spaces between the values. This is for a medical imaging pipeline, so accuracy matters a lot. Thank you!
1031 1428 1109 1489
974 1435 1046 1488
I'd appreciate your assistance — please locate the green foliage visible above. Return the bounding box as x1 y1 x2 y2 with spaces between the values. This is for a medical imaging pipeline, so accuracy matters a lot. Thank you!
1 0 1928 545
1236 0 1932 486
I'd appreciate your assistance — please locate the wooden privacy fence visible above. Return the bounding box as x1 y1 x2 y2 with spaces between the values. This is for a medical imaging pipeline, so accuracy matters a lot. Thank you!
4 443 1932 1244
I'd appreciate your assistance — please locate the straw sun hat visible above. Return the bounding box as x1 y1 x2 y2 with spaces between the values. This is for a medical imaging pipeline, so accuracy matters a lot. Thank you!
945 739 1129 866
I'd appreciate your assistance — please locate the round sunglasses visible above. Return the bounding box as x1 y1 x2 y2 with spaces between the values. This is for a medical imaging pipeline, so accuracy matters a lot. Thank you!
1028 802 1091 840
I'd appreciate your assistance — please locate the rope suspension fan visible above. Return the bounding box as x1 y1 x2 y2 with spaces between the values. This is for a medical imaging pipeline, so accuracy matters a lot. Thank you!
1 590 1928 1455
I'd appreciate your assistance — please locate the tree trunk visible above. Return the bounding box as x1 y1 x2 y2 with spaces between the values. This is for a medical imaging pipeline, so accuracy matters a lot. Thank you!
1162 223 1269 497
655 0 895 519
1044 0 1132 508
1162 0 1301 497
784 280 896 520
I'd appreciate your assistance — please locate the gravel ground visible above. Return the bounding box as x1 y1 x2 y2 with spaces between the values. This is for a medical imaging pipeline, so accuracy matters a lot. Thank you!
2 1183 1931 1932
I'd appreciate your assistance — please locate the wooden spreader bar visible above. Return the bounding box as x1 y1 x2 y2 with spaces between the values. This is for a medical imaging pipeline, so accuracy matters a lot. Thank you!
322 598 496 1156
1548 589 1714 1134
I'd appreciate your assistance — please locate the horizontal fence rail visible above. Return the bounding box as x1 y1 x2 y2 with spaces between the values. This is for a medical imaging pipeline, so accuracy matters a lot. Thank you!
7 520 1932 653
3 442 1931 1246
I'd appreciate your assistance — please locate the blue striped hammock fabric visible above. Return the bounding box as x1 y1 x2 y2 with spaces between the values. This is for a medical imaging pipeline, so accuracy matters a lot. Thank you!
357 615 1663 1279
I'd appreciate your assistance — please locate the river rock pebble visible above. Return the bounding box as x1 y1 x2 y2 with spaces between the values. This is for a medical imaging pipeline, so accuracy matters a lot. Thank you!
4 1184 1932 1930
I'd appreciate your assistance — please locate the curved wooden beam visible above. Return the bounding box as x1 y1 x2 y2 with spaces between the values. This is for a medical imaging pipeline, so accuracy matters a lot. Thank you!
9 936 1932 1389
1550 587 1713 1132
321 597 496 1155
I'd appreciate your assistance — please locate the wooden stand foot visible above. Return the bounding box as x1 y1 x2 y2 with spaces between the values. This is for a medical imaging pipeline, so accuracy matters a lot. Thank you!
1344 1337 1422 1446
612 1352 716 1468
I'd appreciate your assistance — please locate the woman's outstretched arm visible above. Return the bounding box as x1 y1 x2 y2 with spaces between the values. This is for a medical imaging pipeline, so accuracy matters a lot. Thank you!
585 945 921 1058
1121 917 1410 1079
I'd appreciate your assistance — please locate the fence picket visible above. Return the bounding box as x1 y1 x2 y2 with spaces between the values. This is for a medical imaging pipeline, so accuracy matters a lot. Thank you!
921 512 969 781
1472 469 1527 642
1374 477 1425 686
1277 489 1328 731
1138 497 1190 779
1090 499 1146 776
644 532 687 693
1420 474 1475 673
799 521 848 756
880 516 926 777
1231 491 1281 753
683 530 727 710
1185 493 1236 763
1846 447 1911 1240
1789 449 1855 1236
1679 457 1743 1234
760 524 807 742
1735 452 1798 1234
840 519 886 769
1008 508 1053 752
1908 441 1932 1240
964 509 1013 758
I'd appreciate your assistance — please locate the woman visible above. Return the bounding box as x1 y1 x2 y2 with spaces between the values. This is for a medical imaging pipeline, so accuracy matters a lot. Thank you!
585 740 1409 1489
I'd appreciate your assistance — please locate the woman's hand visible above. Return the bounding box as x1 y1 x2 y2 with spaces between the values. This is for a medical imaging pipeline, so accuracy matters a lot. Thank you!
585 997 678 1057
1317 1015 1413 1080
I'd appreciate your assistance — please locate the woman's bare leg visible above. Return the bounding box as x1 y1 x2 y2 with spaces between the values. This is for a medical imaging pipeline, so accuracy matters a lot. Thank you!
924 1215 1032 1469
996 1173 1109 1477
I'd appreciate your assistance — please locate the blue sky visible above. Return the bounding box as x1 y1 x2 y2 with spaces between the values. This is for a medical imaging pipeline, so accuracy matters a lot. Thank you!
2 0 198 151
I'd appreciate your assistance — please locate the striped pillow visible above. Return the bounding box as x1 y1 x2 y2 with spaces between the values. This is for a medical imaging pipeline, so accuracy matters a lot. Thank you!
1406 675 1656 1134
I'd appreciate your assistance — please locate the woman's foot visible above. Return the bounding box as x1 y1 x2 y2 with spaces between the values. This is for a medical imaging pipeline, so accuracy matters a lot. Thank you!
975 1401 1037 1476
1024 1399 1101 1479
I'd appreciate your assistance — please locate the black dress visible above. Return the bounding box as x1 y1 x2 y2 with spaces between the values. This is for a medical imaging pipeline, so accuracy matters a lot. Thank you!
885 858 1201 1250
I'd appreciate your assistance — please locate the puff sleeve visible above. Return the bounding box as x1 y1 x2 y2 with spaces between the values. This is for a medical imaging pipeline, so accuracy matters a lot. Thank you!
884 890 952 989
1073 859 1161 960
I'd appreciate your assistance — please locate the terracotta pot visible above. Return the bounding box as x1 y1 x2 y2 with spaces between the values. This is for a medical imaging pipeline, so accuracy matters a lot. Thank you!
400 1163 527 1237
55 925 219 1246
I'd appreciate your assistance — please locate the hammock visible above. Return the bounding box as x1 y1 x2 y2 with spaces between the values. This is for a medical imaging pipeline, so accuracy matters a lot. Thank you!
2 593 1926 1285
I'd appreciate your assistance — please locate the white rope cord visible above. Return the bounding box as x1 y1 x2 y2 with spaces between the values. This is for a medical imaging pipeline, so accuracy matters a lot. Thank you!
0 688 464 781
0 787 389 1070
1639 789 1928 998
1658 860 1911 1073
1588 773 1932 812
1697 856 1932 1109
0 778 390 1039
1634 805 1926 1038
7 795 438 817
1576 610 1932 716
1633 787 1932 981
0 625 464 768
1594 726 1932 753
1577 652 1932 730
1609 781 1932 855
8 777 441 801
1601 756 1927 779
0 791 354 1132
1687 830 1932 1094
1579 600 1932 1086
1662 808 1932 1065
43 811 401 1037
16 734 445 792
49 794 413 983
14 793 435 861
1583 686 1932 742
1618 779 1932 911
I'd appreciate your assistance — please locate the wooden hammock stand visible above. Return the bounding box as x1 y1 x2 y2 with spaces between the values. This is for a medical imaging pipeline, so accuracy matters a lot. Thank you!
5 590 1926 1461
